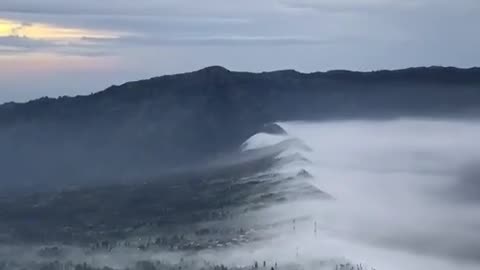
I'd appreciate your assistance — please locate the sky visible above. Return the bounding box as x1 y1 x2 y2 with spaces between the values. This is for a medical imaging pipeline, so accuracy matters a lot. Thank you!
0 0 479 103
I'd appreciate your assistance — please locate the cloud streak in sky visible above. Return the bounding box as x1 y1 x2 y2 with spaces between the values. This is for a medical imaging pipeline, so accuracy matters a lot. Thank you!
0 0 479 102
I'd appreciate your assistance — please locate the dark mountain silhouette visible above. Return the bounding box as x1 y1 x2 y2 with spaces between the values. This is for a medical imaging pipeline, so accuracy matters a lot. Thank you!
1 66 480 192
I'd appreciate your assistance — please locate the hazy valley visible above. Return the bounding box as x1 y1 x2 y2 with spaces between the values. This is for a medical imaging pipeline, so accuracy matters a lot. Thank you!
1 67 480 270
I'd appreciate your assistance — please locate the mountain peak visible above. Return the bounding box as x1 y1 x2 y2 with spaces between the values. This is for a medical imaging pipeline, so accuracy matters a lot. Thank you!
197 66 230 74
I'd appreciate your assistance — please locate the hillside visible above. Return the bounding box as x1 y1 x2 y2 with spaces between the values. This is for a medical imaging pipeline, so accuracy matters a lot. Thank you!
1 66 480 191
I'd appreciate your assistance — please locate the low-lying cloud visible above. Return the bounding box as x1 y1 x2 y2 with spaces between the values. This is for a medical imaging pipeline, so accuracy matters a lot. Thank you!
247 118 480 270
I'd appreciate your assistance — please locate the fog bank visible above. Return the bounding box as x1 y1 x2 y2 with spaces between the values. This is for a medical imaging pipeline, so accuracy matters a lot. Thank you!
245 118 480 270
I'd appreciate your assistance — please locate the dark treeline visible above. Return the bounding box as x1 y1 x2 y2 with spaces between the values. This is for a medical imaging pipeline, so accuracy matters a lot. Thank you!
0 258 373 270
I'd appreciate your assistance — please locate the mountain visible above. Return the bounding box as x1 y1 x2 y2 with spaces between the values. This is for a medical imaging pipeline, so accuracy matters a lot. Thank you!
1 66 480 192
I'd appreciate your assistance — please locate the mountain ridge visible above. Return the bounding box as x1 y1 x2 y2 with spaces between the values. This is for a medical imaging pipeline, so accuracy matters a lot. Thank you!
1 65 479 192
2 65 480 108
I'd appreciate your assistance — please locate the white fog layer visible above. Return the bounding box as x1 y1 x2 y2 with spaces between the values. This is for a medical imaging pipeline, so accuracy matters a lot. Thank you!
2 118 480 270
239 118 480 270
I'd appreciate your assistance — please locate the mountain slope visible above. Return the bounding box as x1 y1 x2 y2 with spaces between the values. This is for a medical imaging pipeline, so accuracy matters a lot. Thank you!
1 66 480 191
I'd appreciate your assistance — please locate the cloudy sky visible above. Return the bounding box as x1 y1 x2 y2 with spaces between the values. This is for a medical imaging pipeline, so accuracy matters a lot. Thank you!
0 0 479 103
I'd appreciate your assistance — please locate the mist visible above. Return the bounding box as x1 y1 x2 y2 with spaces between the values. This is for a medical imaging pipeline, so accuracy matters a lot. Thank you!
2 118 480 270
230 118 480 270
